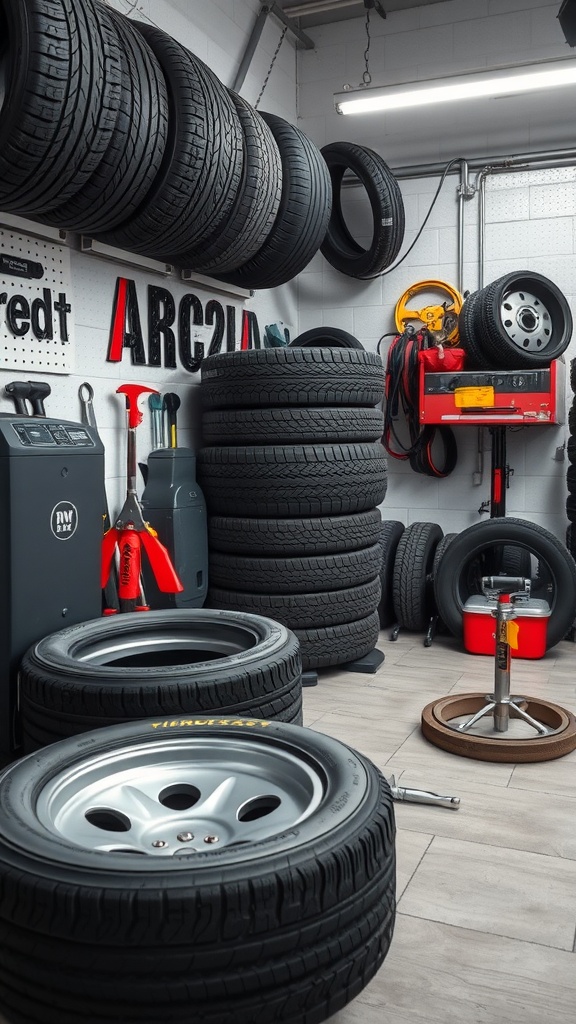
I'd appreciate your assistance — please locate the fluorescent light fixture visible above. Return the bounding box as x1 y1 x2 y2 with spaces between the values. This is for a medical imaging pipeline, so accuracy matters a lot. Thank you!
334 59 576 115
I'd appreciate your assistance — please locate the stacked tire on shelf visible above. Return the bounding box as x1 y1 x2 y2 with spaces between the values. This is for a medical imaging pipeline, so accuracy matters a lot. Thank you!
198 347 388 670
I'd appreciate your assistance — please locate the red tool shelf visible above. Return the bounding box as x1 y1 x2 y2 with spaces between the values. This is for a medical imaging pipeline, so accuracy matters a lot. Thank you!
419 357 565 426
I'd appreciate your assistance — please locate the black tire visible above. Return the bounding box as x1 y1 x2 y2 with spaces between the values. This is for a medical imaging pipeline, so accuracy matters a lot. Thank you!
392 522 444 631
569 398 576 436
567 435 576 465
289 327 364 350
208 509 383 556
208 576 381 629
209 544 382 594
571 357 576 394
568 464 576 495
433 517 576 649
44 4 170 234
197 443 388 517
567 492 576 524
0 0 122 215
200 348 384 410
177 91 282 274
294 612 381 670
378 521 405 627
431 532 458 583
19 610 302 752
202 406 384 445
213 112 332 290
0 719 395 1023
458 289 491 370
320 142 404 279
479 272 572 369
96 22 243 258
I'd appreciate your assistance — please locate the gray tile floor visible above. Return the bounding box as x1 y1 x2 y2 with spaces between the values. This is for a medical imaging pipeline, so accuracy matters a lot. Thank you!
1 629 574 1024
310 630 576 1024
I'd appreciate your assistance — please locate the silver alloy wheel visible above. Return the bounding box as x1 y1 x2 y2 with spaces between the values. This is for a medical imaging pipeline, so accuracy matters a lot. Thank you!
36 736 325 856
500 288 552 351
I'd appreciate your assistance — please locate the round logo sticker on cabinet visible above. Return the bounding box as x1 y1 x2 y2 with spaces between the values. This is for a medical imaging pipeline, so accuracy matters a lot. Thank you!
50 501 78 540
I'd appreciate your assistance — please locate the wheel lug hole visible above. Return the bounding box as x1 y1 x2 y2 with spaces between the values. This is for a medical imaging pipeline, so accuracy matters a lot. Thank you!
204 835 219 844
152 840 168 849
177 832 194 843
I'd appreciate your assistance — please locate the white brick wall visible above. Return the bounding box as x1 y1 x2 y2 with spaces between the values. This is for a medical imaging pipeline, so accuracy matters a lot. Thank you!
295 0 575 541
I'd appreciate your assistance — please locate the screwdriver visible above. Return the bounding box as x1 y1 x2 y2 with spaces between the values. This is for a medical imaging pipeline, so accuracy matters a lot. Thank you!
164 393 181 449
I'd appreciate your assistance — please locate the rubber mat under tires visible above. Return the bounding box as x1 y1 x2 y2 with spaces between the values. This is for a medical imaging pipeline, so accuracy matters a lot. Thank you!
392 522 443 631
208 510 383 556
202 406 384 445
197 443 388 517
208 576 381 629
0 0 122 215
294 612 381 670
200 348 384 409
0 719 396 1023
209 545 382 594
19 609 302 752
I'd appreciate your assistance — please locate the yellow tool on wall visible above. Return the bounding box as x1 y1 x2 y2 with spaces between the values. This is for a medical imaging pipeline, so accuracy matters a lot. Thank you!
395 279 464 344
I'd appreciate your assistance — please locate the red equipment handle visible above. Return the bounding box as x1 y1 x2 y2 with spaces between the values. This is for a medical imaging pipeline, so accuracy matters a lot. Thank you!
117 530 143 600
140 530 184 593
117 384 158 428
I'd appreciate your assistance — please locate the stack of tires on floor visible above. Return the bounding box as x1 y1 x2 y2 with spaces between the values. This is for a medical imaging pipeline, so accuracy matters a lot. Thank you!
198 344 388 670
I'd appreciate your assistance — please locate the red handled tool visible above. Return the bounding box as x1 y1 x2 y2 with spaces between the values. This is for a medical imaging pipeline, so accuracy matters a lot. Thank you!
101 384 183 612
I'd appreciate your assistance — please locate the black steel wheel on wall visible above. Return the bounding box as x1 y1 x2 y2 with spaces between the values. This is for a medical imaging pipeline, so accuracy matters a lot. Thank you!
0 719 396 1024
458 272 572 370
433 518 576 649
19 610 303 752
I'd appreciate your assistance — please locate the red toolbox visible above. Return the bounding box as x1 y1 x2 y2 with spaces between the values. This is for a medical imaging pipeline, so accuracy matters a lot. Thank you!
462 595 551 658
419 358 565 425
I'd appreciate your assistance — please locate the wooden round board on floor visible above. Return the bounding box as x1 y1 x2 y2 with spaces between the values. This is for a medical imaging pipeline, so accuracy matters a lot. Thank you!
421 692 576 763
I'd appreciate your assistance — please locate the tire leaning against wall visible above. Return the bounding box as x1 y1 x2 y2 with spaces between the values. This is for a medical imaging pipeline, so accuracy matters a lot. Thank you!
0 0 122 215
0 719 396 1024
433 518 576 648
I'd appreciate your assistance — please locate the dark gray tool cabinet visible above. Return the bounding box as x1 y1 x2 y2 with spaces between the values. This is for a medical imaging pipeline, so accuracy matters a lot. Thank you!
0 415 104 760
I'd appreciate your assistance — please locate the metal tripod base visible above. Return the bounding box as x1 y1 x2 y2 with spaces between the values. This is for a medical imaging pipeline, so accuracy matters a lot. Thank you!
454 693 553 736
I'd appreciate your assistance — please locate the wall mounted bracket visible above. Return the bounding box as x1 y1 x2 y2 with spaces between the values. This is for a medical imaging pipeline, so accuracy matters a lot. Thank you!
233 2 315 92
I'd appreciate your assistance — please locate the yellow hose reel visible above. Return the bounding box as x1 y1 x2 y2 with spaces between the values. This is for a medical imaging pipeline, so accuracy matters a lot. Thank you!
395 279 464 344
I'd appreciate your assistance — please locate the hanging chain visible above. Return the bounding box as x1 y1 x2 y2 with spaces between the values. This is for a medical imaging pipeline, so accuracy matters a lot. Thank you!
254 26 288 109
363 7 372 85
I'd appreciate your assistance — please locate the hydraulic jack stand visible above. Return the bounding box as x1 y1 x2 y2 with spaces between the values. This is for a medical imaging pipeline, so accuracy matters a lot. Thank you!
454 577 551 737
421 575 576 762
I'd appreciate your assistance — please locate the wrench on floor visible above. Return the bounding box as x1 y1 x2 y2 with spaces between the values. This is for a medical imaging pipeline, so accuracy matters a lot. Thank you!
386 775 460 809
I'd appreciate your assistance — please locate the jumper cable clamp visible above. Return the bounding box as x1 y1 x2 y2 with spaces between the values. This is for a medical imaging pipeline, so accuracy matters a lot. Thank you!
101 384 183 612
